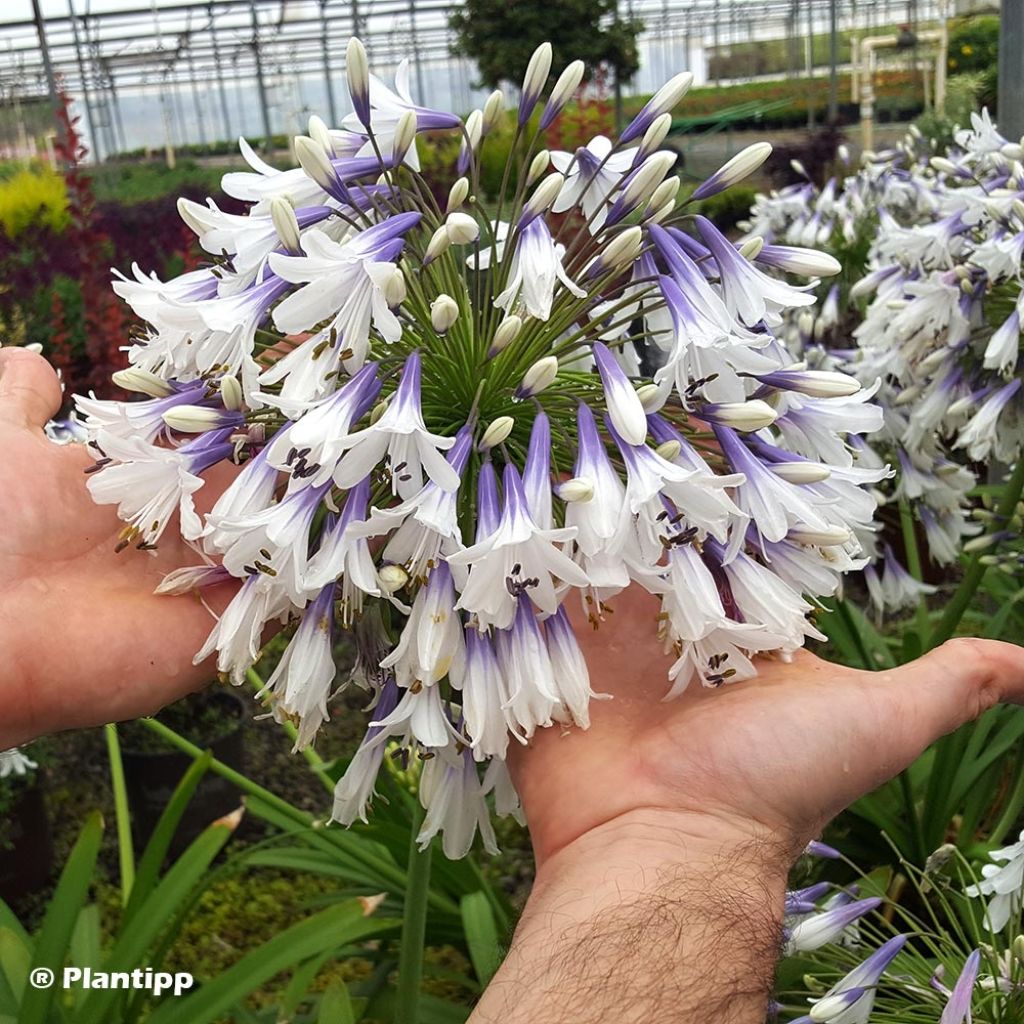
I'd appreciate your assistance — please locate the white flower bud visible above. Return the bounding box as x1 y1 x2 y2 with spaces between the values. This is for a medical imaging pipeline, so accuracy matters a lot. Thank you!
447 177 470 213
709 399 777 431
516 355 558 398
526 149 551 187
770 462 831 484
798 310 816 336
424 225 451 264
765 246 841 277
621 151 676 210
346 37 370 125
787 524 852 546
543 60 585 123
162 406 230 433
790 158 808 178
786 371 861 398
430 293 459 333
294 135 336 192
524 171 563 219
482 89 505 133
478 415 515 451
369 399 389 425
738 235 764 260
446 211 480 245
463 109 483 153
691 142 773 201
111 368 173 398
646 177 680 215
378 563 408 594
636 383 665 412
270 196 301 252
963 533 1001 553
220 375 244 411
647 72 693 119
383 268 407 308
598 225 644 270
947 395 976 417
521 43 553 111
556 477 595 502
307 114 334 155
639 113 672 159
930 156 957 175
644 199 675 224
392 109 418 162
837 144 850 163
489 315 523 357
654 439 681 462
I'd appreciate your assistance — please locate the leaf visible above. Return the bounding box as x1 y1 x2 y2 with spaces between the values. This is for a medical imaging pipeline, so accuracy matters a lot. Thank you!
0 927 31 1006
459 892 501 986
69 904 102 973
318 981 356 1024
278 950 333 1020
76 814 239 1024
146 901 400 1024
19 811 103 1024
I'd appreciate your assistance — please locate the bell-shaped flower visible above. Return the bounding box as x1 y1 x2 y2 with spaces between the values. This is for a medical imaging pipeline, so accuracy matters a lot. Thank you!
454 627 516 759
75 379 210 445
785 896 882 953
417 742 499 858
329 352 458 499
495 216 585 321
550 135 638 225
449 463 588 631
965 828 1024 931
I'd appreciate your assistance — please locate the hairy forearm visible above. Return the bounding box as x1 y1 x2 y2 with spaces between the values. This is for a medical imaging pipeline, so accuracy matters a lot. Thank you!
471 810 789 1024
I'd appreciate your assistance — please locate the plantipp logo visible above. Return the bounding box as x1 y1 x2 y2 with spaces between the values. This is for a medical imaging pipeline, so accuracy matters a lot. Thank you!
33 968 196 996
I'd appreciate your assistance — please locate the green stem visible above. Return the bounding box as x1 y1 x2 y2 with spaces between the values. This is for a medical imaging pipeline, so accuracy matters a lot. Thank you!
104 723 136 905
930 457 1024 649
394 804 432 1024
898 495 931 649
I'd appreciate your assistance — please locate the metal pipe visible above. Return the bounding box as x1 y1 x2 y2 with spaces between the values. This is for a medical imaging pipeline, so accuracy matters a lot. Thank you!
209 3 233 141
248 0 274 151
65 0 103 162
319 0 339 125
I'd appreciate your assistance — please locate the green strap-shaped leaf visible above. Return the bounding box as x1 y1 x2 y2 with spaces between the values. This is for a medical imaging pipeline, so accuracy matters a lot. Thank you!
145 901 399 1024
19 811 103 1024
459 892 502 986
317 980 357 1024
0 927 31 1008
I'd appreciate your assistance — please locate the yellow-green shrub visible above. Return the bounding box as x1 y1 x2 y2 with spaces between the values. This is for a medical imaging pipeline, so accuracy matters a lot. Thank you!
0 166 70 239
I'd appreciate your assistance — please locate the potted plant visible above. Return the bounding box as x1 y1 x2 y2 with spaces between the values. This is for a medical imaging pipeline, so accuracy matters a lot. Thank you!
120 688 247 856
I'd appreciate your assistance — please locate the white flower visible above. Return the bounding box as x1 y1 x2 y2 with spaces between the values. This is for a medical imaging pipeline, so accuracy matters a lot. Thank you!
550 135 638 224
0 748 37 778
965 829 1024 931
495 217 585 321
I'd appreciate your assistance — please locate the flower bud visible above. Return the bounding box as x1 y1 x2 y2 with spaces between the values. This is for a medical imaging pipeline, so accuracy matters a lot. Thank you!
295 135 338 193
540 60 585 130
383 268 407 308
308 114 333 155
738 235 764 260
270 196 302 252
112 368 173 398
837 143 850 164
378 563 408 594
489 315 523 357
556 477 595 503
645 199 676 225
618 150 675 210
220 375 244 411
369 399 389 425
930 155 957 175
636 383 665 412
589 225 643 275
787 524 852 546
447 177 470 213
162 405 237 433
523 171 563 220
482 89 505 133
446 211 480 245
430 294 460 333
798 310 815 336
769 462 831 484
691 142 773 202
516 355 558 399
756 244 841 277
638 113 672 160
526 149 551 187
645 177 680 215
620 71 692 143
392 109 418 163
346 37 371 128
478 415 515 450
703 399 777 431
424 225 451 264
518 42 552 125
654 439 681 462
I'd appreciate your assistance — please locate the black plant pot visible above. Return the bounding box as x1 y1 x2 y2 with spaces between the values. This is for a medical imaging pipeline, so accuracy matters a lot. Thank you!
0 776 54 903
122 689 247 858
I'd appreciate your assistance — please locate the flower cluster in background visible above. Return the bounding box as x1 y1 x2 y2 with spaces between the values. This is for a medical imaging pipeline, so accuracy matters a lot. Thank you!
77 39 884 857
743 112 1024 617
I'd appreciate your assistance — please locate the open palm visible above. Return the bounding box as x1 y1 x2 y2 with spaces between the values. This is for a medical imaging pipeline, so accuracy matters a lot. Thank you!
514 584 1024 864
0 349 233 747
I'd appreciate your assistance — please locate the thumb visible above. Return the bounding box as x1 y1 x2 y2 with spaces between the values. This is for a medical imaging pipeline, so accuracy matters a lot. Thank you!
0 348 64 429
869 638 1024 769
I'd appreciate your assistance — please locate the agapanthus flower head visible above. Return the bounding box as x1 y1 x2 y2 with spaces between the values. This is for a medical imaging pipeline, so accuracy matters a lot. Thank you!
81 39 881 857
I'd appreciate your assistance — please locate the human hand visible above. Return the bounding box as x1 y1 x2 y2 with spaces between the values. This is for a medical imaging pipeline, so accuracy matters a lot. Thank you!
472 587 1024 1023
0 349 234 747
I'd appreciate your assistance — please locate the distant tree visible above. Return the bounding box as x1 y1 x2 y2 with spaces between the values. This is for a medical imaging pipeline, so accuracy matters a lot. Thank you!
449 0 643 92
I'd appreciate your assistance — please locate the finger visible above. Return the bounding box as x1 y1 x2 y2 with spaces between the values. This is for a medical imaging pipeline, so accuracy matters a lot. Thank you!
0 348 63 429
870 638 1024 767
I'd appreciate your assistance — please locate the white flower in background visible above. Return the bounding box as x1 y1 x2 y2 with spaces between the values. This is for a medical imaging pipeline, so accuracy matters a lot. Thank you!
965 830 1024 931
0 748 38 778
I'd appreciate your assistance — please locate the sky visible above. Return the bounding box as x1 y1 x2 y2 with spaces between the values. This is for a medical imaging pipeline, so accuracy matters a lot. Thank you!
6 0 281 23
